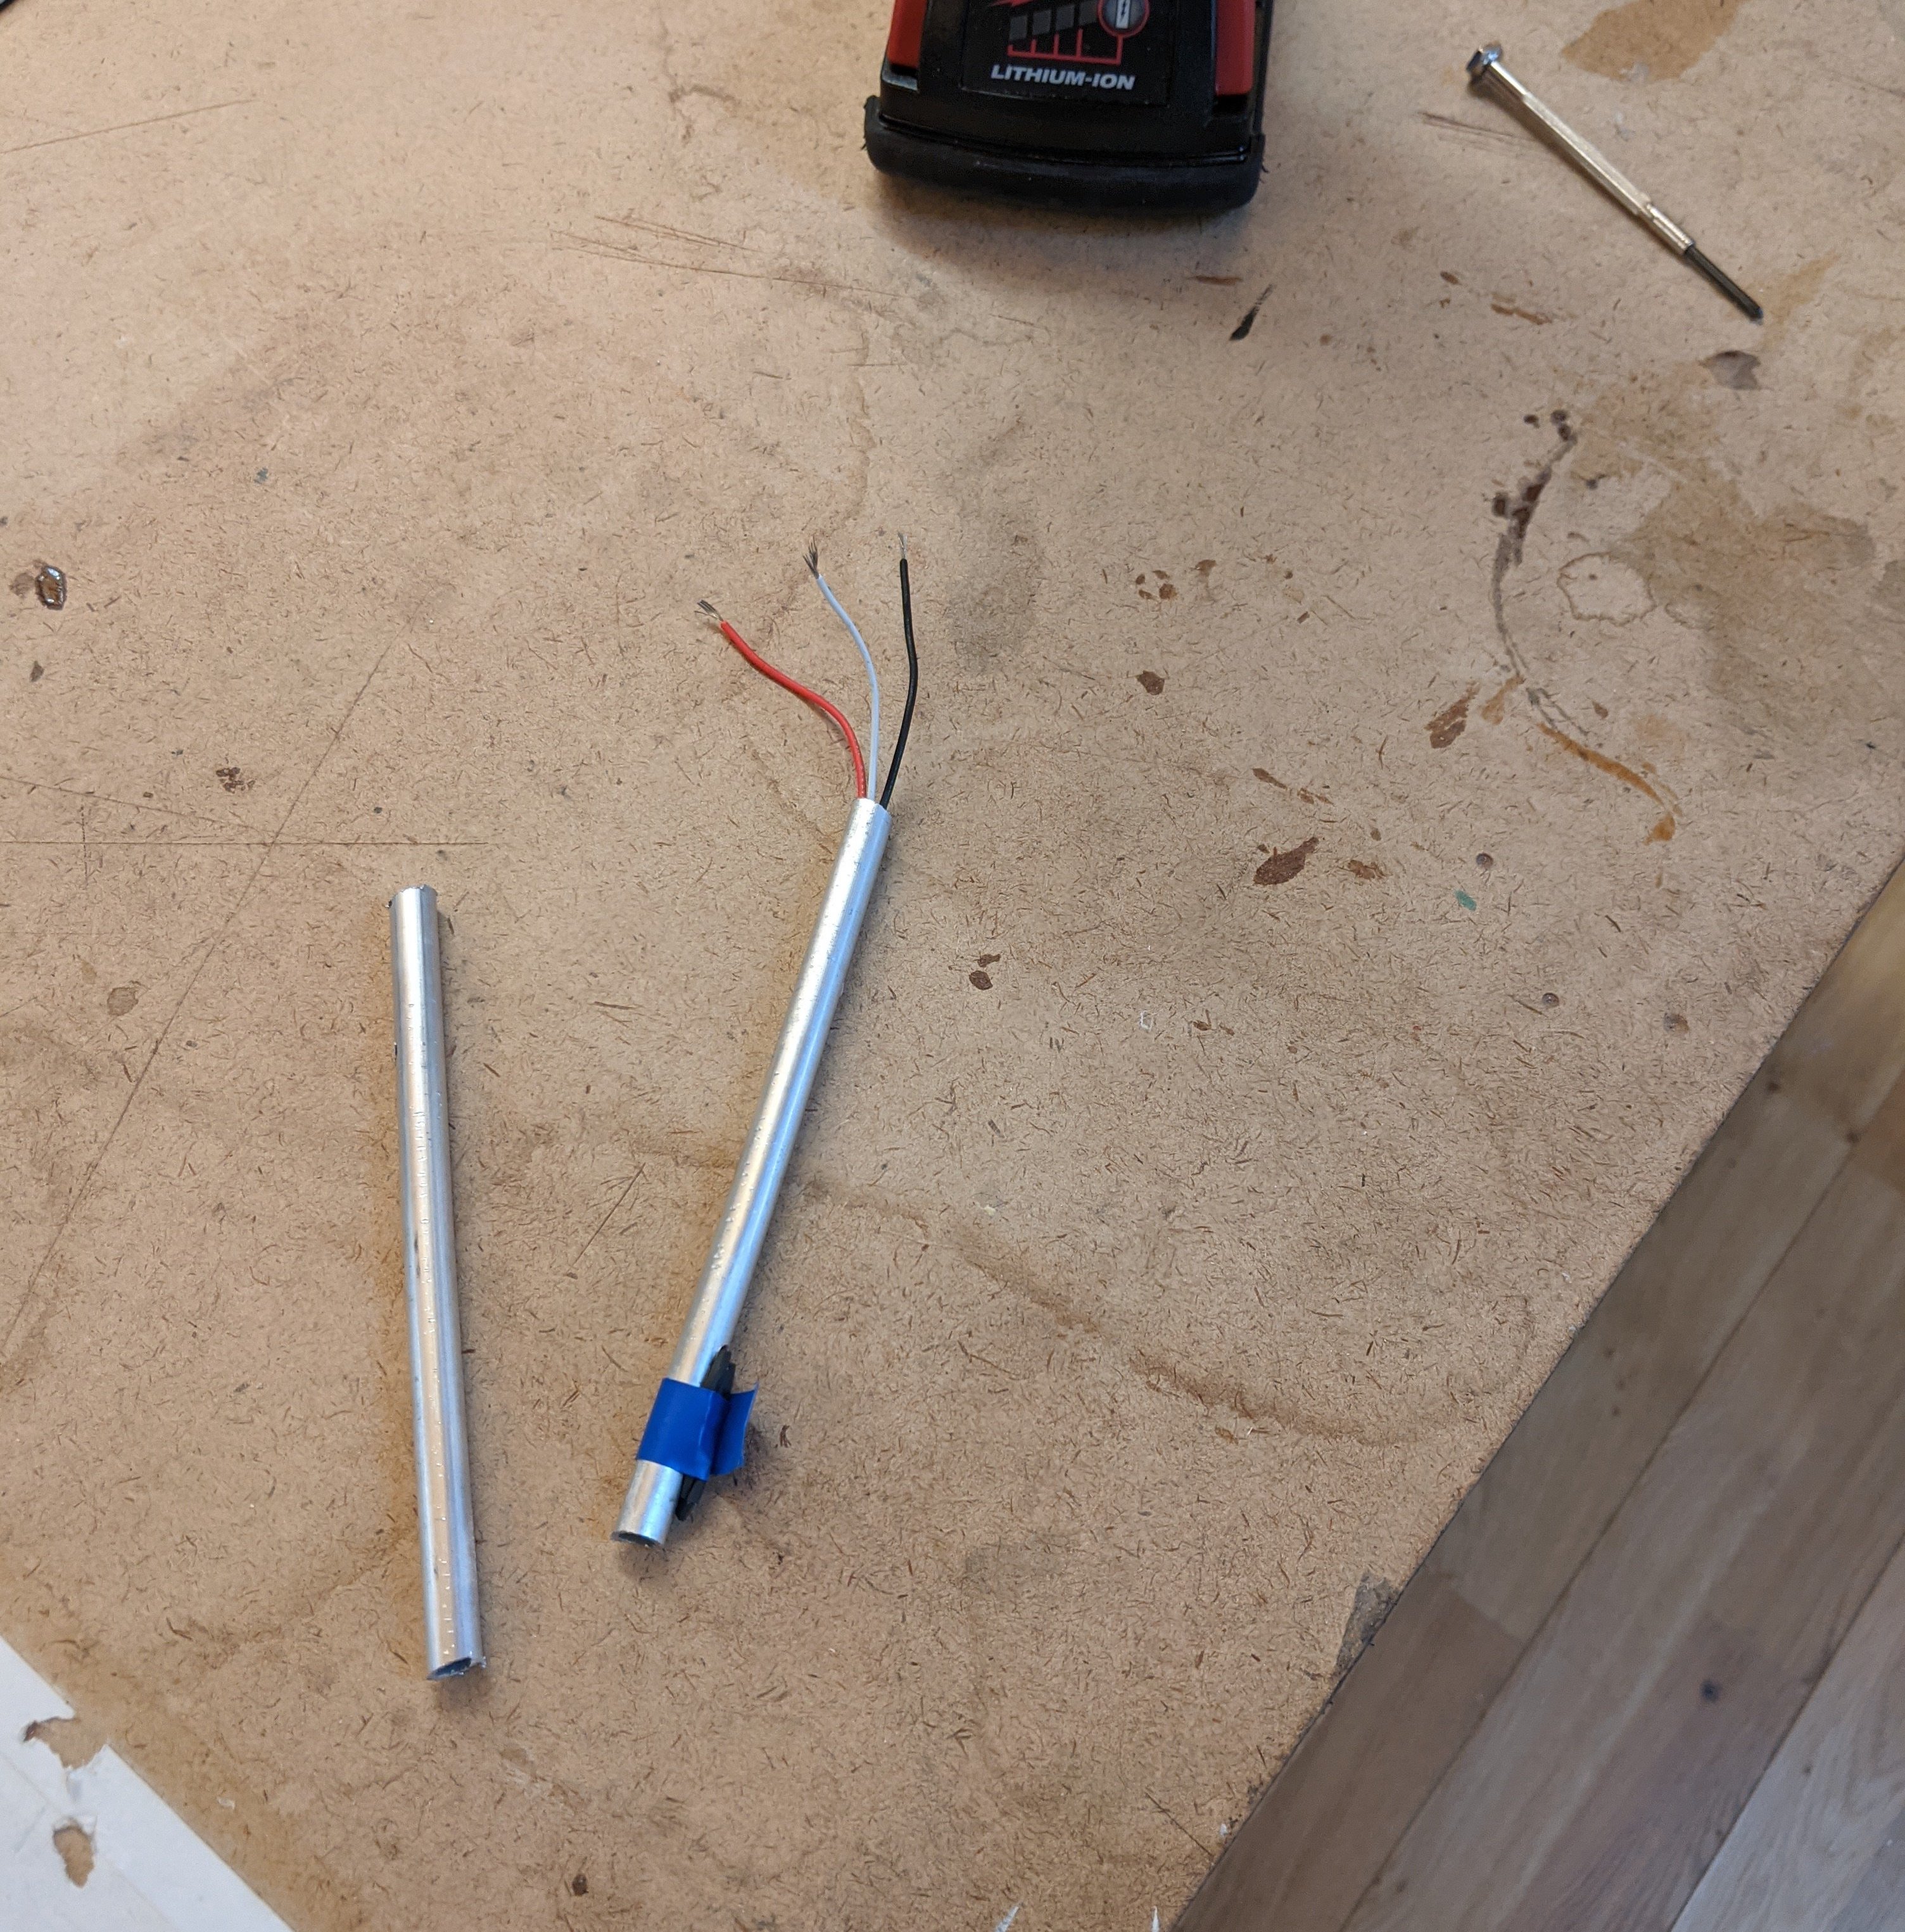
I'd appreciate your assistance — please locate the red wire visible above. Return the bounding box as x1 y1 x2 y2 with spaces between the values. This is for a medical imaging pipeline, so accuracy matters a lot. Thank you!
714 616 868 799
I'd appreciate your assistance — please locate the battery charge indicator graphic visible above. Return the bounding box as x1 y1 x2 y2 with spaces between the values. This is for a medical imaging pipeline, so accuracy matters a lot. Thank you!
1005 0 1149 54
973 0 1170 101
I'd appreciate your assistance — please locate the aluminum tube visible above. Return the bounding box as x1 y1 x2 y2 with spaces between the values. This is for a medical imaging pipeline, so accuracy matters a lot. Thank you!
390 886 484 1676
615 796 892 1546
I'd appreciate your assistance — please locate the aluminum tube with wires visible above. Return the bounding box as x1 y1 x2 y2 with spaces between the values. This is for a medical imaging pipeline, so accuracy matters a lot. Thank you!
615 796 892 1546
390 886 484 1676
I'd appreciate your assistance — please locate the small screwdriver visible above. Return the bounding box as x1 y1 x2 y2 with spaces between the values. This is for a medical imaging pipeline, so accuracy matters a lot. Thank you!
1466 44 1763 322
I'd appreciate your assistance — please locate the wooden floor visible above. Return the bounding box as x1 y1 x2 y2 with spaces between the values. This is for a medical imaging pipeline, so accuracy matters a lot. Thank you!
1179 859 1905 1932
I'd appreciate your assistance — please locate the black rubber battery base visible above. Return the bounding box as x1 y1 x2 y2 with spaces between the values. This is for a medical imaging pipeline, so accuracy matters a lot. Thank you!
864 98 1262 213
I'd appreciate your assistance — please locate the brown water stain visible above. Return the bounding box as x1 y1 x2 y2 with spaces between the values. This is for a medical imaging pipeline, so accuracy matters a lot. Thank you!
1255 837 1318 886
1566 0 1747 80
1427 684 1479 749
802 1172 1437 1449
1607 462 1885 742
1480 673 1525 723
1536 722 1676 841
1766 255 1835 329
1554 286 1880 759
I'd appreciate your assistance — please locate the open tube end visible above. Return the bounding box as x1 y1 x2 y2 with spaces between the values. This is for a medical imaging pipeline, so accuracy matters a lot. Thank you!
427 1653 484 1679
615 1459 682 1546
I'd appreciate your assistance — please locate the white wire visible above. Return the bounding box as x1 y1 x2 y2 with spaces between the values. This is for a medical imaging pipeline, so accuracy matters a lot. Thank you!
810 564 880 795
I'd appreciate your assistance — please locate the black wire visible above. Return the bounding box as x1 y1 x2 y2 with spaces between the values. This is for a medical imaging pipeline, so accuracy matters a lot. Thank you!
879 543 920 808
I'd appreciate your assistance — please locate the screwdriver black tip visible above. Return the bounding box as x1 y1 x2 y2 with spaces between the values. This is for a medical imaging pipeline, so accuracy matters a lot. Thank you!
1685 245 1764 323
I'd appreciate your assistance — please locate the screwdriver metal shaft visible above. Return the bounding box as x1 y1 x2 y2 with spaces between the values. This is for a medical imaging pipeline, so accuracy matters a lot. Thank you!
1467 45 1762 323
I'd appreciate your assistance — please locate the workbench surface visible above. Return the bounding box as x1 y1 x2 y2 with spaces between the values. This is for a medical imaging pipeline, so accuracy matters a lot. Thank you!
3 0 1902 1924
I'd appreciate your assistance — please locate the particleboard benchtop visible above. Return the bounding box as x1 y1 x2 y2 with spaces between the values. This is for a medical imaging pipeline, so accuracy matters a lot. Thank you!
3 0 1902 1925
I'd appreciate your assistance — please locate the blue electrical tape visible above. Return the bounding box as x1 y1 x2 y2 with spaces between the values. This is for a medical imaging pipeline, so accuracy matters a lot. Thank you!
636 1377 757 1481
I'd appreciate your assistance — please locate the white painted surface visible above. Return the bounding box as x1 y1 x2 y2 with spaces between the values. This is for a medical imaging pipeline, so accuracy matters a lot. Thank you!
0 1637 291 1932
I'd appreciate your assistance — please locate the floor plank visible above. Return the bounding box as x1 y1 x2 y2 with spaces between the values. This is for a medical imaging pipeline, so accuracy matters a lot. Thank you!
1344 1073 1905 1932
1671 1532 1905 1932
1174 1568 1519 1931
1443 851 1905 1653
1175 861 1905 1932
1830 1816 1905 1932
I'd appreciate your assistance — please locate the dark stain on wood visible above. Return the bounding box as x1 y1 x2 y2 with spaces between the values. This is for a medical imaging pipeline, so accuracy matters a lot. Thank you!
1427 684 1480 749
1255 837 1318 886
1230 283 1272 340
1335 1573 1402 1676
1705 350 1761 390
1536 721 1676 841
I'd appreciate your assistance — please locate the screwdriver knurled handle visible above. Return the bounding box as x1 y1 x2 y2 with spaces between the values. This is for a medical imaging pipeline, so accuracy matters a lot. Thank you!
1468 46 1693 254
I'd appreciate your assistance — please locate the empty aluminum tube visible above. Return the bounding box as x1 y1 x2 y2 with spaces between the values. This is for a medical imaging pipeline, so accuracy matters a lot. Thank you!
614 796 892 1546
390 886 484 1676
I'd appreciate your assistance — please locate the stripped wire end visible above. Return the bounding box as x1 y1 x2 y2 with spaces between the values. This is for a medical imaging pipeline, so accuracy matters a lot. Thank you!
706 604 868 800
806 549 881 795
882 538 920 810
